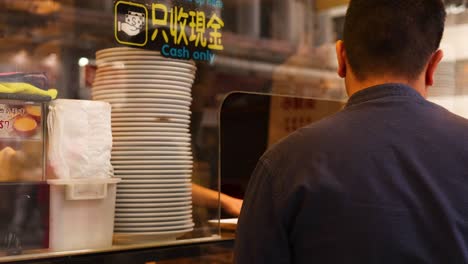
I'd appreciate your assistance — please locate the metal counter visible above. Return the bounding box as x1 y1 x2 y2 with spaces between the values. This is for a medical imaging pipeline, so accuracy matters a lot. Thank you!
1 236 235 264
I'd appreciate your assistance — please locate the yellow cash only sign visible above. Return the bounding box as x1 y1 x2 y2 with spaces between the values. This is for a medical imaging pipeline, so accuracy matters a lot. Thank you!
114 0 224 62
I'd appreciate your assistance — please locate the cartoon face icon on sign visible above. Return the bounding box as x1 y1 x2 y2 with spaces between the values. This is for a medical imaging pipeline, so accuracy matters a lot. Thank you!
118 11 146 36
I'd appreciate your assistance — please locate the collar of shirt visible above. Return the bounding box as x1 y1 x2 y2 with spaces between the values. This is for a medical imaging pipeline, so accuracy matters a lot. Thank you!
345 83 425 109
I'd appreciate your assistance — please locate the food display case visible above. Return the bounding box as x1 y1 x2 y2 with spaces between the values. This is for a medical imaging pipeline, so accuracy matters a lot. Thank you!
0 91 50 256
0 0 467 263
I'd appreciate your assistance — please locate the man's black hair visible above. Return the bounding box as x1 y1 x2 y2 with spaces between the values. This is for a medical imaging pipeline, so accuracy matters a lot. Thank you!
343 0 446 81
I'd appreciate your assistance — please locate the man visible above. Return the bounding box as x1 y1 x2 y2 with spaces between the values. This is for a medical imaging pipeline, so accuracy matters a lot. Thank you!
235 0 468 263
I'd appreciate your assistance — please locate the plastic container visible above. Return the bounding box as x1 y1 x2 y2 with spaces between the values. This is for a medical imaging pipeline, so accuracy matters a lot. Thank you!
48 178 120 251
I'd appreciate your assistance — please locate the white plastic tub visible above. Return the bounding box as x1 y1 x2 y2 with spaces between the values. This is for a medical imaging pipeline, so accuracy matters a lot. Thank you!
48 178 120 251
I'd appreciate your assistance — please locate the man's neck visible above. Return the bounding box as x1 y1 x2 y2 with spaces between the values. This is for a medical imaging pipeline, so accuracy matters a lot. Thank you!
346 75 426 98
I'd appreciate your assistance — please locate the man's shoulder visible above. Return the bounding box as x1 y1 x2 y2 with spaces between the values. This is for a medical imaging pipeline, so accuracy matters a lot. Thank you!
264 99 468 164
263 110 348 164
420 100 468 131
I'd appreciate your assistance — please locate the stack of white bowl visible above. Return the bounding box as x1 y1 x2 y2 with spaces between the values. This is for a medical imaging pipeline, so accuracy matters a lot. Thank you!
92 47 195 243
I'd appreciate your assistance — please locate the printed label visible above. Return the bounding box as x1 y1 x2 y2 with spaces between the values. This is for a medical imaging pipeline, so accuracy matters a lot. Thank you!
0 104 42 140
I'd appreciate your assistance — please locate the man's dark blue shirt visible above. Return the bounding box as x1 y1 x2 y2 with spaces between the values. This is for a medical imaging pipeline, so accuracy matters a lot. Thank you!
235 84 468 263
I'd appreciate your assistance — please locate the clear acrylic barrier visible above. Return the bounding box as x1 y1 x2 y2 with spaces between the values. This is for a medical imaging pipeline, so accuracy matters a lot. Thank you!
219 92 345 215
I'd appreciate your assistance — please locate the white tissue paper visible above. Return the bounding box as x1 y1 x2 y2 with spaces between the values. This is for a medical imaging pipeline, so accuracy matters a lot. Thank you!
48 99 113 179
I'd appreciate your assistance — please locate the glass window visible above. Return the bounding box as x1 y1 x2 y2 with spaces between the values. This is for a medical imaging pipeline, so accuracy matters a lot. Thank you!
0 0 467 261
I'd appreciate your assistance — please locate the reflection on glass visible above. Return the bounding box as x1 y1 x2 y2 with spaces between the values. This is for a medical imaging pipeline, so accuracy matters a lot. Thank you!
219 92 345 205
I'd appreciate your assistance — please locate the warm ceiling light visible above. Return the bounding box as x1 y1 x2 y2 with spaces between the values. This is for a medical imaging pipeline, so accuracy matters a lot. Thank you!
78 57 89 67
12 50 28 65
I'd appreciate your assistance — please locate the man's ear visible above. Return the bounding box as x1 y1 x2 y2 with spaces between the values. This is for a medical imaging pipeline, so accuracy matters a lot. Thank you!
426 50 444 86
336 40 347 78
